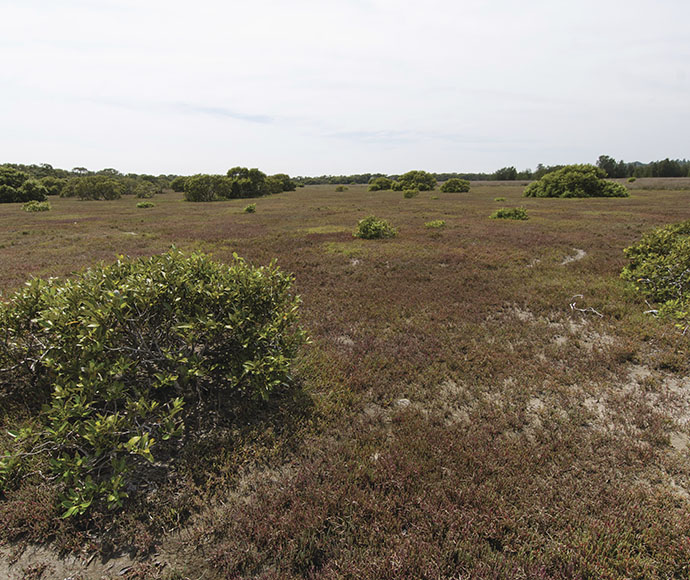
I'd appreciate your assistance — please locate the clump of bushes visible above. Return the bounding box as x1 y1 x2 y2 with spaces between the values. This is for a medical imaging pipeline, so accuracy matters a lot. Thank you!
334 185 348 192
628 177 637 183
524 164 629 198
353 216 397 239
368 177 393 192
0 251 306 516
393 170 437 191
244 203 256 213
425 220 446 228
0 167 48 203
622 219 690 326
136 201 155 208
22 200 51 212
440 178 470 193
402 189 419 199
490 207 529 220
61 175 124 200
184 168 295 202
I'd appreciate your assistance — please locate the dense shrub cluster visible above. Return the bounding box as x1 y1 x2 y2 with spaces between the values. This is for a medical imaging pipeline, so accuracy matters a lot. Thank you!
524 164 629 198
440 178 470 193
0 167 48 203
622 220 690 325
490 207 529 220
393 170 436 191
353 216 397 239
0 251 306 516
368 177 393 192
61 175 125 200
136 201 155 208
402 189 419 198
184 168 296 202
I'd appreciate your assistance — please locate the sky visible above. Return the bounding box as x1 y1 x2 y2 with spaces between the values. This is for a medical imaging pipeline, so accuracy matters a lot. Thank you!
1 0 689 176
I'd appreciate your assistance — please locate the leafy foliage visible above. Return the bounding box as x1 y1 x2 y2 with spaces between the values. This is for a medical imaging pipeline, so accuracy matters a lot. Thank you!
136 201 155 208
439 178 470 193
353 216 397 239
170 176 187 192
243 203 256 213
368 177 393 192
402 189 419 199
61 176 124 200
490 207 529 220
622 220 690 325
393 170 436 191
424 220 446 228
524 164 629 198
0 169 48 203
0 251 306 516
23 200 51 212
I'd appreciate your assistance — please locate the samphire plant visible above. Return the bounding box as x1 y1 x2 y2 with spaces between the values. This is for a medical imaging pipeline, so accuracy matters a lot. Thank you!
490 207 529 220
0 250 306 517
353 215 397 239
622 219 690 328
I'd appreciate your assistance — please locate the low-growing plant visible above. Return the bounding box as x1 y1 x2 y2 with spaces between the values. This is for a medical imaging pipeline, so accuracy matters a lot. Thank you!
425 220 446 228
490 207 529 220
334 185 348 192
430 195 439 200
22 200 51 212
494 197 507 202
0 250 306 517
136 201 155 208
402 189 419 199
440 178 470 193
353 216 397 239
622 219 690 327
628 177 637 183
244 203 256 213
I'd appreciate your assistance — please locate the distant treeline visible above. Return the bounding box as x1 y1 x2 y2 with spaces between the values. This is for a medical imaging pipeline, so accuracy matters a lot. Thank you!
293 157 690 185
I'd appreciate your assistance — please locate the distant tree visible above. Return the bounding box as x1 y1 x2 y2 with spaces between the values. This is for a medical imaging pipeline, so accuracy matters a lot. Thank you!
0 167 35 203
368 177 393 191
524 164 628 198
61 176 124 200
227 167 267 197
393 170 436 191
40 176 67 196
264 175 286 194
440 178 470 193
72 167 89 175
270 173 296 192
170 176 187 192
17 179 49 202
493 166 518 180
184 174 233 202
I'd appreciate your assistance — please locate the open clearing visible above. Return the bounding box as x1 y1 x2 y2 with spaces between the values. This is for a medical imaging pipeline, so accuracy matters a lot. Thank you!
1 180 690 578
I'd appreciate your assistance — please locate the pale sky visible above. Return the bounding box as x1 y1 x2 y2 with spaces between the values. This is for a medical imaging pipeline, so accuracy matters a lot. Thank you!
1 0 689 176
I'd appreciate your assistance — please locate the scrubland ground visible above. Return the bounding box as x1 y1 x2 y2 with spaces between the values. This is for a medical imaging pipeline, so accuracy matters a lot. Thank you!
1 179 690 579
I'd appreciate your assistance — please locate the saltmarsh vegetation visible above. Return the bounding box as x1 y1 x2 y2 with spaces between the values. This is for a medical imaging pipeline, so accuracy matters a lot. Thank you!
0 250 306 517
490 206 529 220
184 167 296 202
353 215 397 239
22 200 51 212
524 164 629 198
622 219 690 328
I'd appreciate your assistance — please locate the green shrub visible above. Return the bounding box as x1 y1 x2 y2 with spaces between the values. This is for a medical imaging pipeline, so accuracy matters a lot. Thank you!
628 177 637 183
368 177 392 192
622 220 690 325
425 220 446 228
184 174 233 202
136 201 155 208
490 207 529 220
61 176 123 200
393 170 436 191
524 164 629 198
170 176 187 192
334 185 348 192
494 197 507 202
402 189 419 199
0 250 306 516
353 216 397 239
244 203 256 213
22 200 51 212
430 195 439 200
440 178 470 193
